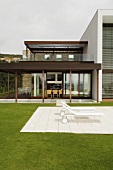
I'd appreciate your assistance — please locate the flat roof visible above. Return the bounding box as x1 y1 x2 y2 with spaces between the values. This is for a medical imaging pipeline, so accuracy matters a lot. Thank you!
24 41 88 53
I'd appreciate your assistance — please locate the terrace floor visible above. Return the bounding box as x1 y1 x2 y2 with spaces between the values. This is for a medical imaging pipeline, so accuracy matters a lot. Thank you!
21 106 113 134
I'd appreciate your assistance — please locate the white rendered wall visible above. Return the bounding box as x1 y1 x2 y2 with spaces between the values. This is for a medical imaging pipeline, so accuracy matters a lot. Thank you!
80 10 100 63
80 9 113 101
80 10 102 101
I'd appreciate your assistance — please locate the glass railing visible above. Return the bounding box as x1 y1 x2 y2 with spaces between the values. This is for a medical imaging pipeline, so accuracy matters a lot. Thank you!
21 54 94 62
0 54 94 63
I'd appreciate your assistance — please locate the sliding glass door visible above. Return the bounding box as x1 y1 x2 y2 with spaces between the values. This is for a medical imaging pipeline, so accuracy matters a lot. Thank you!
63 73 91 98
31 72 91 99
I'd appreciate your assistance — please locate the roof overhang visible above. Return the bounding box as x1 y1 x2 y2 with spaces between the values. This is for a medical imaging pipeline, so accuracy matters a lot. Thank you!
24 41 88 53
0 61 101 74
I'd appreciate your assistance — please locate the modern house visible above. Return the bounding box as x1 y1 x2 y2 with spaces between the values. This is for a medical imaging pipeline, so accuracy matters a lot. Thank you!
0 9 113 102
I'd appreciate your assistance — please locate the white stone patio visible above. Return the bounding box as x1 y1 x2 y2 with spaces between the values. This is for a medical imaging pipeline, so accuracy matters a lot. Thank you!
21 106 113 134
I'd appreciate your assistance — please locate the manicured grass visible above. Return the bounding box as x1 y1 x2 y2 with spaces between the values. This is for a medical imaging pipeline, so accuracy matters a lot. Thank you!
0 103 113 170
69 102 113 106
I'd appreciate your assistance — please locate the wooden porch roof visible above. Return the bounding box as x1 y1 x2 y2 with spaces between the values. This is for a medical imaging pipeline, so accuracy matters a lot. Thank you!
0 61 101 74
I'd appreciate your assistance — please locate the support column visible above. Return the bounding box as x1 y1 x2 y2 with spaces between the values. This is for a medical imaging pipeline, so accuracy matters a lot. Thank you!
15 71 17 103
26 46 28 60
78 73 80 97
83 74 84 97
97 70 99 103
37 75 39 95
42 70 44 103
30 51 32 61
70 70 72 103
34 74 37 97
34 53 35 61
62 72 64 98
8 72 10 96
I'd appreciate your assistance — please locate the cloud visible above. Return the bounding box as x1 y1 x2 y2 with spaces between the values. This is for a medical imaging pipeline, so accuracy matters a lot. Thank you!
0 0 113 54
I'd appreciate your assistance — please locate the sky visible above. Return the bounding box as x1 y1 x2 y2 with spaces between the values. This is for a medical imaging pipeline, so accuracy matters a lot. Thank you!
0 0 113 54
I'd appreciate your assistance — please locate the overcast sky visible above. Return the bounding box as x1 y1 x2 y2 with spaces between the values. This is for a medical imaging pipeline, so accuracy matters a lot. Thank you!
0 0 113 54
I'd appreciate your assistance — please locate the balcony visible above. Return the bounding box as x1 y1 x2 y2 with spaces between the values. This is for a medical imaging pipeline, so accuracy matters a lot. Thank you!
22 54 94 62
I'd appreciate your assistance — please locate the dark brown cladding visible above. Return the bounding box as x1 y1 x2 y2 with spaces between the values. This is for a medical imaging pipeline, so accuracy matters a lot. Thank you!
102 69 113 73
24 41 88 45
103 23 113 27
0 61 101 74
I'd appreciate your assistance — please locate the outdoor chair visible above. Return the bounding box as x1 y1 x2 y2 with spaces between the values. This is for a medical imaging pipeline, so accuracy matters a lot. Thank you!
47 89 52 98
53 89 58 98
24 87 31 94
18 88 24 94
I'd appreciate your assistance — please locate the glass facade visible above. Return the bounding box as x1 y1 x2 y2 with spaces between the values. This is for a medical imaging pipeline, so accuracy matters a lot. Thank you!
0 72 91 99
31 72 91 98
64 73 70 97
31 73 47 97
72 74 78 96
63 73 91 98
84 74 91 97
32 73 42 97
0 72 22 98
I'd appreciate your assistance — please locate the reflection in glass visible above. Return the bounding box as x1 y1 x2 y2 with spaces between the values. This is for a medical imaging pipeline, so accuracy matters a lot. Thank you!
32 73 42 96
64 73 91 98
47 74 55 81
71 74 78 96
64 73 70 96
84 74 91 97
80 74 83 96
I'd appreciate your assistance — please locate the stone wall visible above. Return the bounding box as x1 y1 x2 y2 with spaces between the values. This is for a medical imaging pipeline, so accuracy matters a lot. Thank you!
22 74 31 89
34 53 68 61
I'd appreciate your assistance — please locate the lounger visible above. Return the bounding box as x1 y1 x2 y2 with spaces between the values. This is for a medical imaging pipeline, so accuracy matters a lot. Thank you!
61 105 104 124
60 101 96 116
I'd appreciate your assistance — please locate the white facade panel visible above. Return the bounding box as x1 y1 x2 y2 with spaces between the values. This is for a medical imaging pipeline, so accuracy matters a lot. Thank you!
80 9 113 102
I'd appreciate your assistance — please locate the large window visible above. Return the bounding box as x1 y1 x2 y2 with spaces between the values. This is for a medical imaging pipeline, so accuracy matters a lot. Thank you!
47 74 55 81
32 73 42 96
56 54 62 61
64 73 70 97
63 73 91 98
68 55 74 61
83 74 91 97
72 74 78 96
57 74 62 81
72 73 91 97
0 72 22 99
44 54 50 61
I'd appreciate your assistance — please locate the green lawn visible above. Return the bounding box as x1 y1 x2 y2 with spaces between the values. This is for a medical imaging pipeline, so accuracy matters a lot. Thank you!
0 103 113 170
69 102 113 106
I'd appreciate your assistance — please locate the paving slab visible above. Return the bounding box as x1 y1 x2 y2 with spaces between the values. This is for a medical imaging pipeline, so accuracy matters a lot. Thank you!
21 106 113 134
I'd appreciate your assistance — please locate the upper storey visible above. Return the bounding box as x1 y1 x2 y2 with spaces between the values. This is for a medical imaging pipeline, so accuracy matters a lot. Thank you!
23 41 96 62
80 9 113 64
